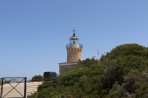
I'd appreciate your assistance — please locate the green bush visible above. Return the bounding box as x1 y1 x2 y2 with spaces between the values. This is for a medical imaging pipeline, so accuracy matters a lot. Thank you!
31 75 43 82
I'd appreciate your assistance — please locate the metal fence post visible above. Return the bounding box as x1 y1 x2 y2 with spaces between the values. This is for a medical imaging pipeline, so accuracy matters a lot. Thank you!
24 77 27 98
0 78 3 98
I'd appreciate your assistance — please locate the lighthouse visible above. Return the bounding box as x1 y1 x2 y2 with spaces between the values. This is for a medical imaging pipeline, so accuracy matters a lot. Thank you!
67 31 83 63
59 30 83 74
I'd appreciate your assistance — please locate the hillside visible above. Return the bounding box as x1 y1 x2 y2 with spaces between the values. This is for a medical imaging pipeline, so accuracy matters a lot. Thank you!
31 44 148 98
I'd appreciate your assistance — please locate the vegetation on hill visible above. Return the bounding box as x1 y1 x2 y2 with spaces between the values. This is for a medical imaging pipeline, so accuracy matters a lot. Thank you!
30 75 43 82
30 44 148 98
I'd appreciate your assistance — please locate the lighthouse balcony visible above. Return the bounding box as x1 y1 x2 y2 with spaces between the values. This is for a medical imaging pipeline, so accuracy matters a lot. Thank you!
66 44 83 49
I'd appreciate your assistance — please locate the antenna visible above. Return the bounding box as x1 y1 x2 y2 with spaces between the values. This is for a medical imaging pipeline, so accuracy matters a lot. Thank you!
73 29 76 37
97 49 100 59
73 26 77 33
73 29 76 33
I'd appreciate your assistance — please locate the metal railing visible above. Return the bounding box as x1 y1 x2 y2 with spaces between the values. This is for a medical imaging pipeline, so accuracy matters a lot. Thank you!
66 44 83 49
0 77 27 98
0 77 43 98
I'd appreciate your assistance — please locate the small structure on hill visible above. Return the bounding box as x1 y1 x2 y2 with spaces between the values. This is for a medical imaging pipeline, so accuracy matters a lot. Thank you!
59 30 83 74
43 71 57 80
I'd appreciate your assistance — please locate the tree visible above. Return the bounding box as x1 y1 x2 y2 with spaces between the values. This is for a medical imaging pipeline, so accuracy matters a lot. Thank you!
31 75 43 82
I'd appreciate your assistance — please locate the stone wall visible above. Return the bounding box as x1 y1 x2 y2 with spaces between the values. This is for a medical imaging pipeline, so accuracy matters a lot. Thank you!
67 48 82 63
59 63 77 75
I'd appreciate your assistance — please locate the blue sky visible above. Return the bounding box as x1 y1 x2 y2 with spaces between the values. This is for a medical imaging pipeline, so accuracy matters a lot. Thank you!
0 0 148 79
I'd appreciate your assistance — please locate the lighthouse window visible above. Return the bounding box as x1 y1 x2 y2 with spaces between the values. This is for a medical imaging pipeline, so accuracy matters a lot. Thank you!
73 41 75 43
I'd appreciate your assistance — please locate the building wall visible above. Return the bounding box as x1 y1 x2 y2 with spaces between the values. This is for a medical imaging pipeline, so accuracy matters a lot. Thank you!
67 48 82 63
59 63 77 75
